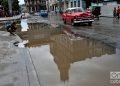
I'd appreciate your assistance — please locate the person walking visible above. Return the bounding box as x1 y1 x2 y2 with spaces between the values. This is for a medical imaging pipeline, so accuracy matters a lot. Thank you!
92 7 101 20
116 6 120 19
113 7 117 18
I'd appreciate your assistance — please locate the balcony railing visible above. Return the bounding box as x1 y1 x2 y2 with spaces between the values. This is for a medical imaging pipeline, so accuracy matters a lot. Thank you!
37 1 40 4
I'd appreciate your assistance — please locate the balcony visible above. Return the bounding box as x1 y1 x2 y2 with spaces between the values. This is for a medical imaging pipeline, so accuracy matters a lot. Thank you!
37 1 40 4
34 2 37 5
26 2 30 6
29 1 33 5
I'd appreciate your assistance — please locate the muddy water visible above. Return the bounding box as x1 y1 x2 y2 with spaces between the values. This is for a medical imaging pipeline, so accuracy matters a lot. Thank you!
19 22 120 86
18 21 63 47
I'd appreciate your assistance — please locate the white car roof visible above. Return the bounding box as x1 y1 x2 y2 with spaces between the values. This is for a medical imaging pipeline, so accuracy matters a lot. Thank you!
67 7 83 10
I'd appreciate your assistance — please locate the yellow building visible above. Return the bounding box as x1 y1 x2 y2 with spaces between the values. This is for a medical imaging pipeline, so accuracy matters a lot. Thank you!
24 0 46 13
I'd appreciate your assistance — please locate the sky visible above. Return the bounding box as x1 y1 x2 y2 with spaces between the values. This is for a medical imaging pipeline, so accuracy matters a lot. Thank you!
18 0 25 5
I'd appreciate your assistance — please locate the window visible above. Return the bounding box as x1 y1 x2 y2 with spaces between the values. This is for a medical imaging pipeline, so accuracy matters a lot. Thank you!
71 2 73 7
78 0 80 7
74 1 76 7
71 8 83 13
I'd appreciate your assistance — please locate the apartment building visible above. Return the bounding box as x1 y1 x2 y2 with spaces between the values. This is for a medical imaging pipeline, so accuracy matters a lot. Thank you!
48 0 92 12
68 0 85 8
24 0 46 13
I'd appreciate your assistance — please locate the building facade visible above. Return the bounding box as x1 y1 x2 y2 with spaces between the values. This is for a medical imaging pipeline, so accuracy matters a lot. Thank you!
68 0 86 9
25 0 46 13
47 0 92 13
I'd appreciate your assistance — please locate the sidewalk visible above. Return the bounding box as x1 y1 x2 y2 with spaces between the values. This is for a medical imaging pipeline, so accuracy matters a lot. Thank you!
0 15 21 21
0 31 40 86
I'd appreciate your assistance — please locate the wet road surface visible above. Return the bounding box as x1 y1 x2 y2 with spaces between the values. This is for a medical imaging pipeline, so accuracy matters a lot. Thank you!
63 17 120 48
17 18 120 86
29 41 120 86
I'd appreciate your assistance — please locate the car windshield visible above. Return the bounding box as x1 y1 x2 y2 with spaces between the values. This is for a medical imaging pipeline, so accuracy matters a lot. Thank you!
71 8 83 13
40 10 47 12
44 10 48 12
40 10 44 12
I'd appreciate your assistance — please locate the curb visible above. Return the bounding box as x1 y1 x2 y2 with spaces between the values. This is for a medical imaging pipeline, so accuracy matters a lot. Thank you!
100 16 113 18
15 34 41 86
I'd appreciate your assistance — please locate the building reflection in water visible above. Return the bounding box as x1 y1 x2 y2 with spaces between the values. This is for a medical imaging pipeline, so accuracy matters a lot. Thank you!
18 23 116 82
18 23 63 47
50 34 115 82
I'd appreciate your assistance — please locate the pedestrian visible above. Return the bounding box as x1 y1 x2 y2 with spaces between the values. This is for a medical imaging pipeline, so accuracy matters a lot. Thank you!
116 6 120 19
86 8 91 13
92 7 101 20
5 22 17 35
113 7 117 18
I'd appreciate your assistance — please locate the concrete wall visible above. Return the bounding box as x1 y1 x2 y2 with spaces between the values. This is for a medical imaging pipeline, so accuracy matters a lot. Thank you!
101 2 119 17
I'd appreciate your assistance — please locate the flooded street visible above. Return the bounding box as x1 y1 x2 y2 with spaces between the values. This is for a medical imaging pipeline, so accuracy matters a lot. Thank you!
1 1 120 86
17 19 120 86
29 42 120 86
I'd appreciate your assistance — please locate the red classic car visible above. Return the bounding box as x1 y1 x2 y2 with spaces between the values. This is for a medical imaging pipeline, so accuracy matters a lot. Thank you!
62 7 94 26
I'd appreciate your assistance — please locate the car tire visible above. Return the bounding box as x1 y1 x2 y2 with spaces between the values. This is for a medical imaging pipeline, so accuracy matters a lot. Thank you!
64 19 66 24
71 20 75 26
88 22 92 26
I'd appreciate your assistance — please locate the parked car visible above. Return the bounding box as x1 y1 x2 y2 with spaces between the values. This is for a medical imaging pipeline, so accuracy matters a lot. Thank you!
34 12 39 16
91 6 101 20
39 10 48 17
62 7 94 26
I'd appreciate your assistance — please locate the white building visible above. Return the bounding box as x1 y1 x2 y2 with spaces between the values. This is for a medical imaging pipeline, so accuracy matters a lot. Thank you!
60 0 86 12
47 0 87 12
68 0 86 9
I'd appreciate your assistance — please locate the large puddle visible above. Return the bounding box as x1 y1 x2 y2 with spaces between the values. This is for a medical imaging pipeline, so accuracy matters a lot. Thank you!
18 19 120 86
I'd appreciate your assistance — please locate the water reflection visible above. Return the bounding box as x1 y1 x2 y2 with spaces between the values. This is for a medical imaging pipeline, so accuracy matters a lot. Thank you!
112 18 119 24
19 23 62 47
19 23 120 86
50 34 115 82
21 19 29 31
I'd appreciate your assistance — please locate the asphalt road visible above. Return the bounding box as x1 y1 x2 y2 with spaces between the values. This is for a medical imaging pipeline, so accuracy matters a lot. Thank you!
48 14 120 48
23 15 120 86
1 14 120 86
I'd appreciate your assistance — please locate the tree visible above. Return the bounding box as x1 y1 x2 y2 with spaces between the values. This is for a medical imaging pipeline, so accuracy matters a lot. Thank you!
0 0 8 11
12 0 20 12
0 0 20 15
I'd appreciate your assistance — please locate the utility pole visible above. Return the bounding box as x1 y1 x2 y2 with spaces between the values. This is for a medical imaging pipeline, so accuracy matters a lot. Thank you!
8 0 13 16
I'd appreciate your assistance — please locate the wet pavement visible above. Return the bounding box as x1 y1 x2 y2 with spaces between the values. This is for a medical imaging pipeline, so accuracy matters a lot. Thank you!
0 32 29 86
1 14 120 85
63 17 120 48
0 23 40 86
28 35 120 86
16 18 120 86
